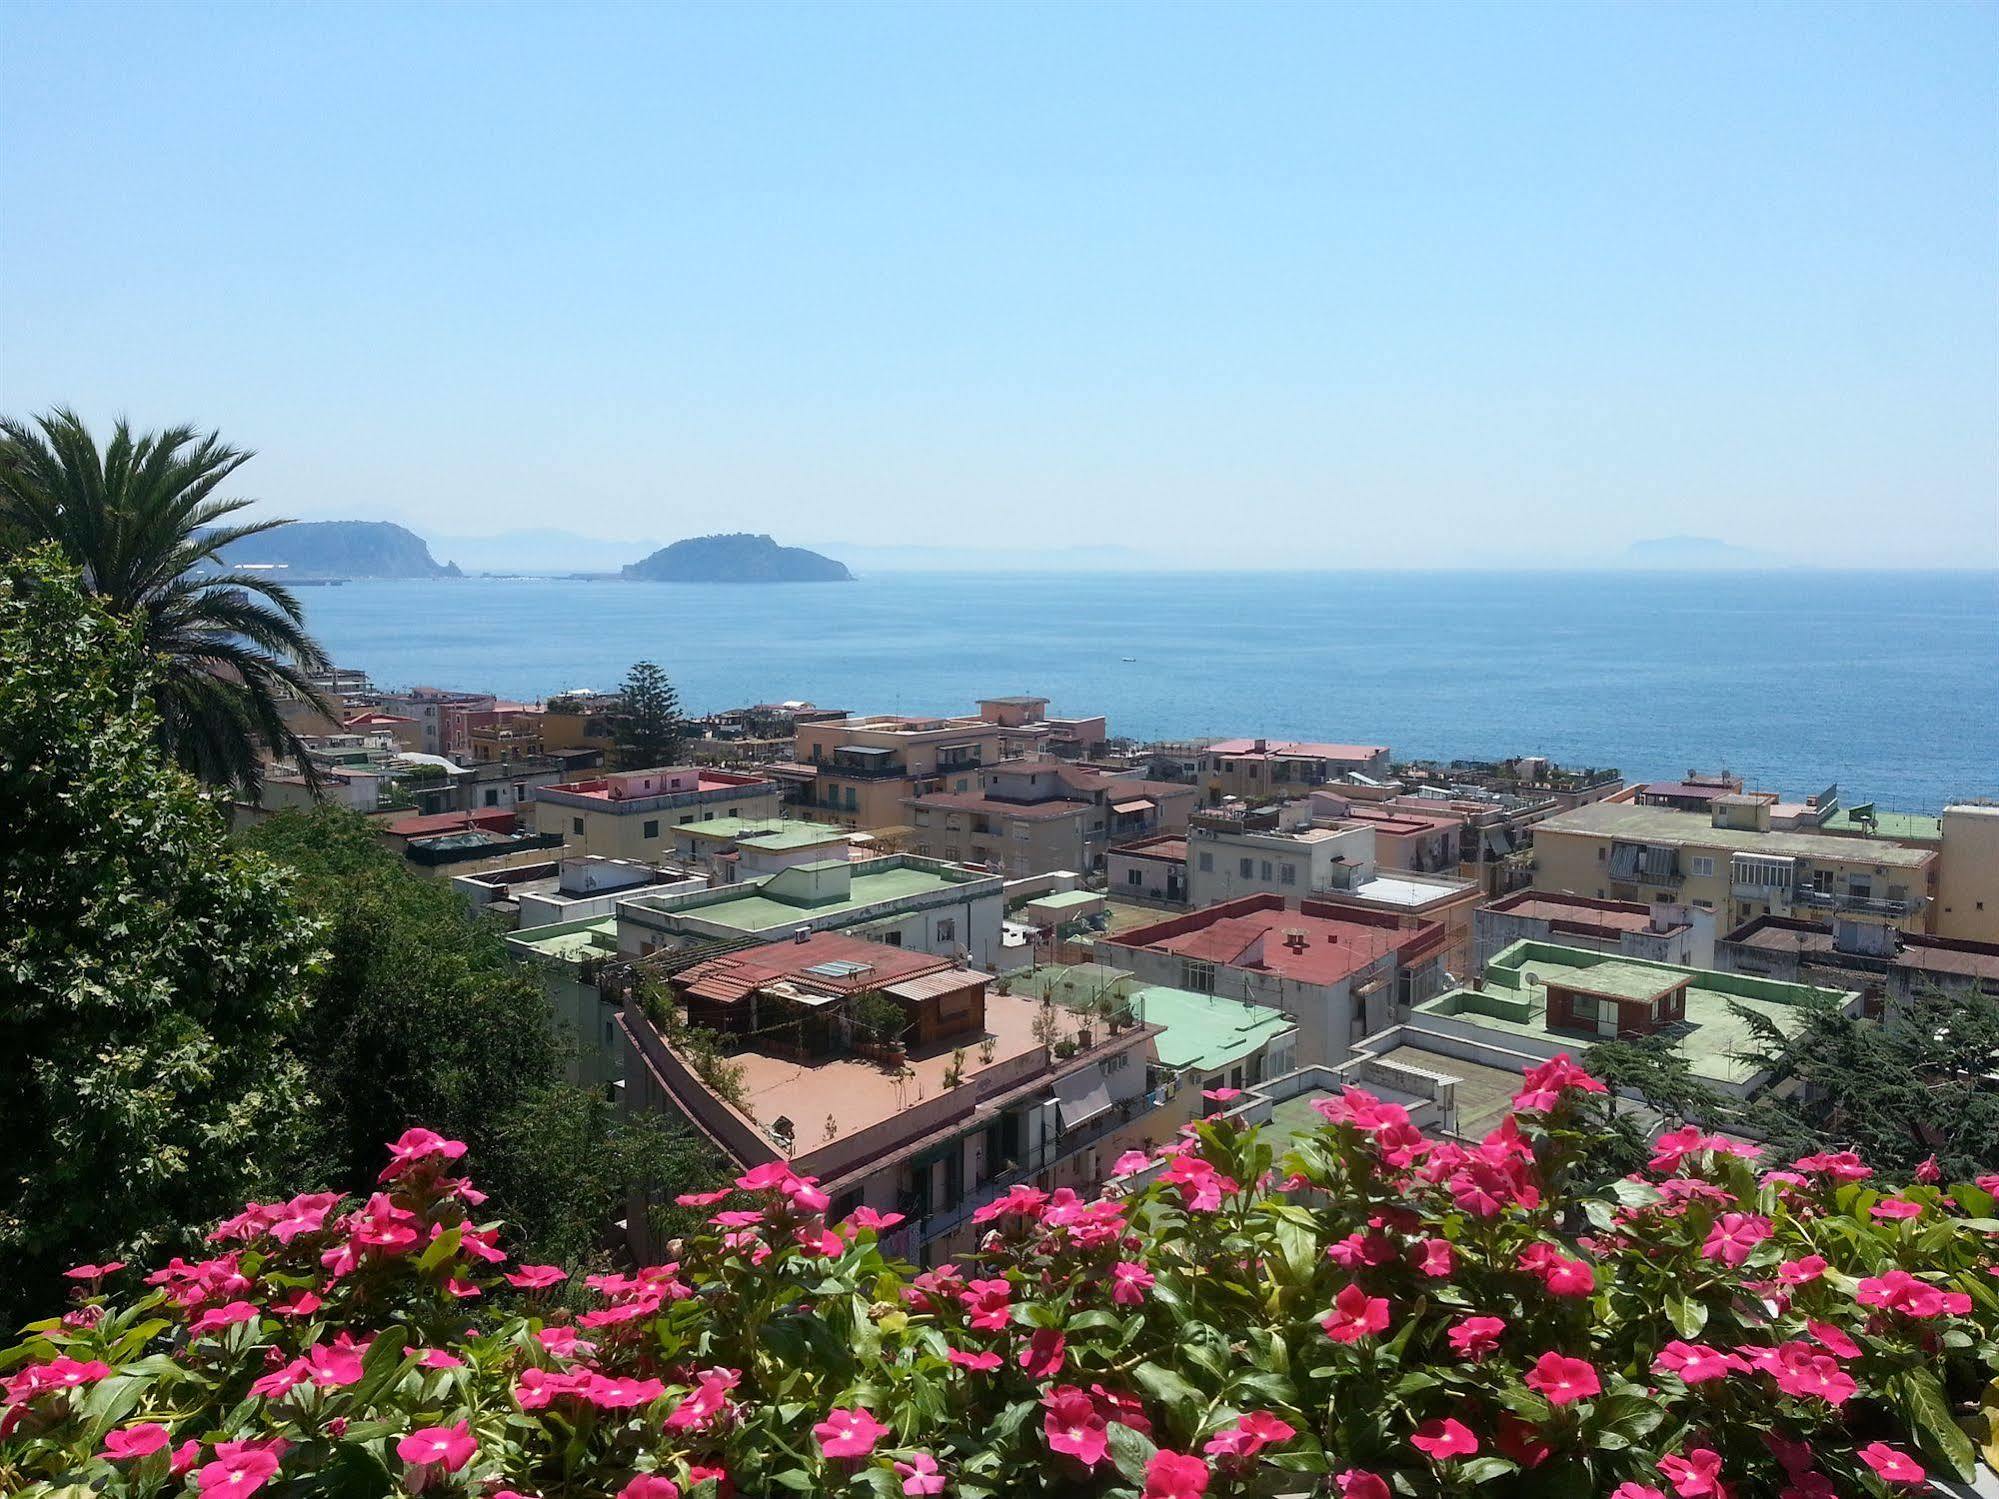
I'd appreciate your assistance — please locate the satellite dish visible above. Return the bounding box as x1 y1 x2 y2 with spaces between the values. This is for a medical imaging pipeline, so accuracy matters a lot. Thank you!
1524 971 1542 986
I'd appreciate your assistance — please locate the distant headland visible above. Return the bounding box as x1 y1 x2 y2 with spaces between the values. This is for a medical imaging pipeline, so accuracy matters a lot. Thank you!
621 533 854 583
210 520 461 579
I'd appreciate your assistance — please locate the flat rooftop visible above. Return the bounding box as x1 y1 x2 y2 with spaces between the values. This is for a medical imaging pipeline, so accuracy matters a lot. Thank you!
1724 916 1999 985
512 916 619 963
1483 890 1670 936
644 862 985 935
1029 889 1103 911
1208 739 1387 760
1819 807 1944 843
679 818 849 851
1343 874 1475 908
1132 985 1292 1072
1416 940 1857 1088
1115 835 1188 863
1366 1042 1525 1140
730 992 1046 1143
1535 801 1934 868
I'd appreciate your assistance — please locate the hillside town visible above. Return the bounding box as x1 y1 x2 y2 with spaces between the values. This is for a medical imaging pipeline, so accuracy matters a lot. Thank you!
245 670 1999 1265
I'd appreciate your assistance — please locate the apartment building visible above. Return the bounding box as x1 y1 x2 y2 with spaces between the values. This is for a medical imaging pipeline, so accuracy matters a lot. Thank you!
531 767 782 861
376 688 499 756
1200 738 1392 802
1529 795 1938 936
793 714 1011 829
905 759 1196 877
669 817 856 883
619 933 1161 1264
1717 913 1999 1009
1107 834 1189 904
1474 889 1715 973
1097 895 1448 1067
1935 804 1999 943
615 854 1008 972
460 855 703 932
1183 802 1376 906
974 696 1108 759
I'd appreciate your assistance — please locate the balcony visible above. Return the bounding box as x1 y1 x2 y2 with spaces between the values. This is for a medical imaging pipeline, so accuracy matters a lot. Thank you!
1788 885 1927 920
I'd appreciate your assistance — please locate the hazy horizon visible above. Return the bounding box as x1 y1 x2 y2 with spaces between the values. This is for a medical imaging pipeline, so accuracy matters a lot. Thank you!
3 3 1994 569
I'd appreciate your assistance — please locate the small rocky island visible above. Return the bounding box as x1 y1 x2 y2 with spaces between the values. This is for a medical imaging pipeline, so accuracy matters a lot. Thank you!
622 533 853 583
210 520 461 579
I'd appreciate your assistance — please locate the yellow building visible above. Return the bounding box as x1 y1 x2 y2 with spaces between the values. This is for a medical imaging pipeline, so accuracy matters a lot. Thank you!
1936 804 1999 943
793 714 1016 830
530 767 782 862
1530 796 1937 936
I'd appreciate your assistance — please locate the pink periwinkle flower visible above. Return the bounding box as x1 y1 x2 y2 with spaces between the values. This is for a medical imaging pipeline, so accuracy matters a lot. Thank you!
813 1406 890 1460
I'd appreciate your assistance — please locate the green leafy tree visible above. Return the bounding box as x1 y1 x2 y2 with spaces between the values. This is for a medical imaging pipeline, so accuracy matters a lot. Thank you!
0 548 318 1325
1732 981 1999 1179
612 659 684 768
0 408 332 790
240 805 719 1264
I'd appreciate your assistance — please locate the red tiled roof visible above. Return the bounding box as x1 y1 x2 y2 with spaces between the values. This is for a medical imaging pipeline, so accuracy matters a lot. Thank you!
343 711 416 727
675 931 950 1005
1207 739 1388 761
1639 780 1739 801
1113 836 1188 863
1105 895 1442 986
1345 805 1463 835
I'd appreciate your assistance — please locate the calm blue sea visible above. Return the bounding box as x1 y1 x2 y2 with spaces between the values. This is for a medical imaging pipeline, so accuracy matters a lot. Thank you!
298 571 1999 813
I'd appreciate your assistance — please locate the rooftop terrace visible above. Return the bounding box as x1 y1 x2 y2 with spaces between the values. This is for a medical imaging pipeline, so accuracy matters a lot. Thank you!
1535 801 1934 867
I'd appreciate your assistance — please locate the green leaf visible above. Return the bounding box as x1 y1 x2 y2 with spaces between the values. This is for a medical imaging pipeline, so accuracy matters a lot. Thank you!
768 1469 817 1492
416 1223 462 1271
1107 1421 1160 1484
1131 1359 1204 1424
1896 1367 1977 1481
1665 1292 1707 1339
1459 1456 1521 1484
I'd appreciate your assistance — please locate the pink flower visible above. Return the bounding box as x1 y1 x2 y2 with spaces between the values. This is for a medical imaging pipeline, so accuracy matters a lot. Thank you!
1857 1443 1925 1485
103 1423 172 1460
1857 1269 1953 1318
418 1348 466 1369
616 1477 681 1499
1519 1241 1595 1297
1511 1052 1607 1111
1776 1255 1826 1286
676 1187 733 1207
960 1277 1013 1330
1870 1197 1923 1221
1043 1386 1109 1468
894 1452 947 1497
843 1206 905 1232
1141 1450 1210 1499
305 1332 368 1387
1652 1341 1746 1385
505 1264 568 1290
64 1261 125 1280
1111 1260 1157 1305
196 1447 283 1497
1019 1327 1066 1379
1524 1351 1599 1405
1700 1212 1772 1266
1410 1417 1478 1460
397 1419 476 1472
1334 1472 1391 1499
1791 1149 1870 1183
946 1347 1002 1372
1657 1448 1725 1498
379 1127 468 1181
1914 1154 1941 1184
1201 1087 1241 1102
1612 1487 1667 1499
814 1406 889 1460
270 1289 322 1318
1320 1282 1391 1343
1447 1315 1506 1359
188 1300 260 1338
1111 1149 1153 1176
1414 1238 1455 1277
1203 1411 1295 1465
1805 1319 1860 1360
663 1366 740 1431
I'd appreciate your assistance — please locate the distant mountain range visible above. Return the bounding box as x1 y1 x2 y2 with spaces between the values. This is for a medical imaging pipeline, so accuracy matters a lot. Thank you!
212 520 459 578
622 533 853 583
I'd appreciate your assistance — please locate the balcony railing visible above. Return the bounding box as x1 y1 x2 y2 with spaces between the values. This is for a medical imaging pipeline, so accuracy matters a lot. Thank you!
1788 886 1926 919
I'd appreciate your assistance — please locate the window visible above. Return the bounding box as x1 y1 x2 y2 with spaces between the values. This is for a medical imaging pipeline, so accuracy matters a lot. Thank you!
1013 826 1029 841
484 789 500 807
945 846 959 861
1198 852 1214 872
937 918 955 943
1693 898 1713 909
1127 868 1143 887
1690 856 1714 878
1259 860 1273 881
642 819 659 840
1239 858 1254 878
571 817 584 836
1597 847 1607 861
703 810 715 821
882 931 903 947
1181 959 1216 993
916 842 931 856
1280 863 1296 885
679 814 695 825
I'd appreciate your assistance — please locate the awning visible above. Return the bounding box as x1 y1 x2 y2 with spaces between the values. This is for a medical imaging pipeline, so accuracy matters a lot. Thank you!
1112 798 1154 816
1052 1068 1114 1132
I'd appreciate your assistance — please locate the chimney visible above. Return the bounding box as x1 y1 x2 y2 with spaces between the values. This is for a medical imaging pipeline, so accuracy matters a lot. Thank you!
1254 737 1268 753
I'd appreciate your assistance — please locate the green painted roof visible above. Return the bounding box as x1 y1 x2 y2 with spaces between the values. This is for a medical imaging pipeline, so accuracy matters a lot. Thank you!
681 864 976 933
1133 985 1293 1072
1535 801 1934 867
1030 889 1102 910
511 916 619 963
677 817 847 850
1417 940 1859 1088
1819 808 1943 843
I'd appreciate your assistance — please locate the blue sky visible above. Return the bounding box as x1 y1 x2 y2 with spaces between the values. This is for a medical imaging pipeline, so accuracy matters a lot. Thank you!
2 2 1993 568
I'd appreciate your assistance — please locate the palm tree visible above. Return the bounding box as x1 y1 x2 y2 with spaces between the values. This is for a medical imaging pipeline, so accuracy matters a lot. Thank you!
1 408 334 789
